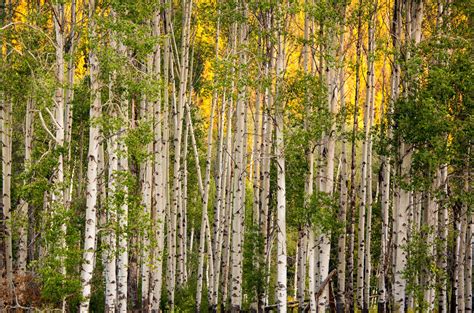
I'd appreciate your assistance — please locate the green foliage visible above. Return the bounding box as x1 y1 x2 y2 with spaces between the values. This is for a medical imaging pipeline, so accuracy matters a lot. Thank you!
242 224 267 309
307 191 342 235
284 72 334 229
403 225 445 311
125 118 154 163
31 197 83 307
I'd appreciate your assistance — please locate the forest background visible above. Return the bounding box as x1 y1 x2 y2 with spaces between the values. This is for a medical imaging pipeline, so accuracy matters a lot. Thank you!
0 0 472 312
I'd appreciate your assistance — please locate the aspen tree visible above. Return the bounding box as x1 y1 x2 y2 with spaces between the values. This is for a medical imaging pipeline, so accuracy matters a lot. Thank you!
297 2 311 308
1 99 13 292
51 4 67 288
150 7 165 310
422 173 440 310
104 118 118 312
318 5 340 312
393 0 423 309
207 18 224 307
464 157 472 312
335 8 348 309
463 168 473 312
167 1 193 307
260 10 275 307
438 176 449 313
378 62 391 313
275 2 287 310
181 123 189 284
79 0 101 310
455 159 469 313
220 69 235 309
17 99 33 274
101 11 119 311
194 70 217 313
386 1 402 310
356 0 369 308
65 0 77 157
359 1 377 310
213 90 228 309
306 2 319 309
161 3 172 308
0 2 12 291
140 96 153 309
345 0 363 309
230 7 248 309
364 49 375 313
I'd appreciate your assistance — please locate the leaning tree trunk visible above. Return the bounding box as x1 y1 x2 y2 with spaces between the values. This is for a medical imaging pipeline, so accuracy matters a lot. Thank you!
194 84 217 311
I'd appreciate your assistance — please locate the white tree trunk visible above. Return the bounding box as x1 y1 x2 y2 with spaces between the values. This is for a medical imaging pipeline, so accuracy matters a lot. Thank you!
140 98 153 308
150 11 166 310
363 6 376 309
1 99 13 291
79 1 101 309
275 9 287 309
308 231 317 313
230 14 248 310
116 100 129 312
103 107 118 312
318 29 338 313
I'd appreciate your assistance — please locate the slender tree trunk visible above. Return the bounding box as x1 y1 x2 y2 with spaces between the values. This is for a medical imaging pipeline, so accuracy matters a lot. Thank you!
318 55 338 313
259 16 274 306
52 7 67 300
1 98 13 293
346 1 363 308
150 7 165 311
140 96 153 308
116 96 129 313
335 3 348 310
378 59 390 313
79 1 101 310
213 90 228 309
104 126 118 312
356 0 368 307
275 5 287 310
308 230 317 312
167 2 192 308
194 83 217 311
465 219 472 313
438 165 449 313
298 4 311 308
230 13 249 310
18 99 34 274
363 3 376 310
221 85 235 309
